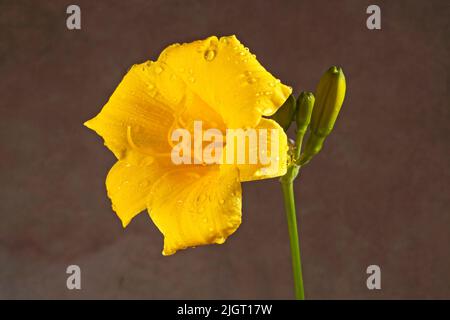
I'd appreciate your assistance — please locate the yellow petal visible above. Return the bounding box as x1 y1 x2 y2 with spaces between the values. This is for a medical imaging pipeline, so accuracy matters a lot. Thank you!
235 118 288 181
84 61 187 163
158 35 292 128
148 166 242 255
106 156 164 227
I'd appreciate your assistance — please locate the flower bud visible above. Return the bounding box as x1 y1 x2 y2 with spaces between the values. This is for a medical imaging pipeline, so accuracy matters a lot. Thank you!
300 66 346 165
270 94 296 131
310 66 346 137
295 92 315 135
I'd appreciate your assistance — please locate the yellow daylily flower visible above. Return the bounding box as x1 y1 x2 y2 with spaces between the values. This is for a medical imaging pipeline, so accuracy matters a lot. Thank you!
84 35 292 255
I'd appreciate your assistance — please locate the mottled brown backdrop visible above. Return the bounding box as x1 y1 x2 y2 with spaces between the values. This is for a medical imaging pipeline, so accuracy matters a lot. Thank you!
0 0 449 299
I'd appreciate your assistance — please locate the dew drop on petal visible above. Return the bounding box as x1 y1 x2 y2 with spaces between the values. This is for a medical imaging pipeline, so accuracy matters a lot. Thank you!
155 66 163 74
219 199 225 204
215 236 226 244
204 49 216 61
254 169 263 177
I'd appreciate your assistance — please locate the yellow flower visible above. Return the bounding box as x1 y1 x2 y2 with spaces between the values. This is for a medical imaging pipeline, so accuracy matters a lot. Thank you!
84 35 292 255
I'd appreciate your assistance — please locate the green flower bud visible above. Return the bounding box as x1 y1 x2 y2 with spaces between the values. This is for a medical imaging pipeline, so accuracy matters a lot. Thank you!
295 92 315 135
310 66 346 137
270 94 296 131
300 66 346 165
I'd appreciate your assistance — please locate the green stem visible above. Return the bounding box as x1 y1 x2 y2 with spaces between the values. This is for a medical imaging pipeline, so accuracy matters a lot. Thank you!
280 179 304 300
279 128 306 299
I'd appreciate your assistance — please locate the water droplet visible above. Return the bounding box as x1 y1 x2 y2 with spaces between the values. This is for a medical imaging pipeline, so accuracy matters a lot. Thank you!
220 37 229 44
215 236 225 244
239 51 245 56
148 83 154 90
264 91 272 95
209 227 214 232
219 199 225 204
247 77 257 84
155 66 163 74
188 76 196 83
204 49 216 61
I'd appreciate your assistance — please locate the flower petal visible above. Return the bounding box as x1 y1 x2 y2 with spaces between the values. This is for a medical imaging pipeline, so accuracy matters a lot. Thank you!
235 118 288 182
106 156 165 227
158 35 292 128
147 166 242 255
84 61 189 163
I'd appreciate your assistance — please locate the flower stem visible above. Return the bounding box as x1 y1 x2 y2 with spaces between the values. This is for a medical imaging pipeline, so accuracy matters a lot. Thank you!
280 128 306 300
280 177 305 300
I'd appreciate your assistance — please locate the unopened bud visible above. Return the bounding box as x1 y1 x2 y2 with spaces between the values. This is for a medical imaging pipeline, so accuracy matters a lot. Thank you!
310 66 346 136
295 92 315 135
300 66 346 165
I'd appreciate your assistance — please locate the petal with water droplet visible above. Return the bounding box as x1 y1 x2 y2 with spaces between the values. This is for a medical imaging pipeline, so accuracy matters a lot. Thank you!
157 35 292 128
106 156 166 227
147 166 242 256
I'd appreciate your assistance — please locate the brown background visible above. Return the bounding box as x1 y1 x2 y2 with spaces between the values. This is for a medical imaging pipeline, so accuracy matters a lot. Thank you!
0 0 449 299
